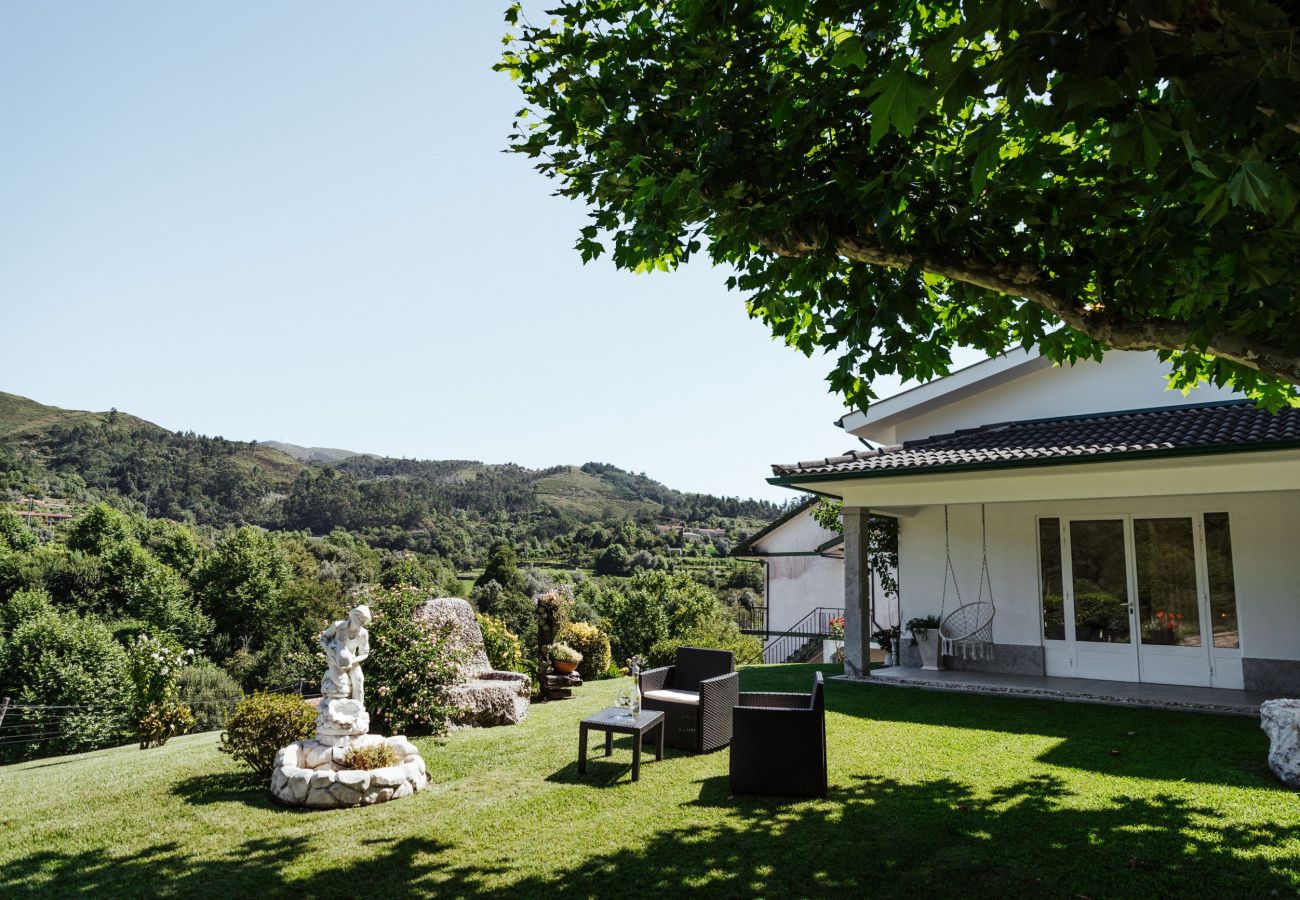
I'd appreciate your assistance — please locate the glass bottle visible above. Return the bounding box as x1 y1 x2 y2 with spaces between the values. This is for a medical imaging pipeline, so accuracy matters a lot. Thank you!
630 658 642 716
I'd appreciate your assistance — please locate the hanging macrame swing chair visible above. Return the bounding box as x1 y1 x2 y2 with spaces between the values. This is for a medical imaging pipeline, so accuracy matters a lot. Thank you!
937 504 997 662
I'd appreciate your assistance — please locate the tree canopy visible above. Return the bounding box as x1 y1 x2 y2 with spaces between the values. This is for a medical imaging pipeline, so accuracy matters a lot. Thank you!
501 1 1300 407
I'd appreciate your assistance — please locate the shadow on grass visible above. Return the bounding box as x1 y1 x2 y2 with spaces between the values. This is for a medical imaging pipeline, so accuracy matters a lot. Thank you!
546 733 682 787
790 665 1280 788
507 772 1299 898
0 834 473 898
10 769 1297 898
171 772 281 808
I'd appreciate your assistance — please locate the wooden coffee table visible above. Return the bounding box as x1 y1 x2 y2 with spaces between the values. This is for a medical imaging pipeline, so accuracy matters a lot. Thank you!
578 707 665 782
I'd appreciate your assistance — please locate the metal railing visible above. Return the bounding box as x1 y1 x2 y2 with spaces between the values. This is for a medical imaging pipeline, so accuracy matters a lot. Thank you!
733 605 767 633
746 607 844 665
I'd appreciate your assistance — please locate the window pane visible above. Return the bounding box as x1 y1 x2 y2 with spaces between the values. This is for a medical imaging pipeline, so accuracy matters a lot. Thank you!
1038 518 1065 640
1134 518 1200 646
1204 513 1240 649
1070 519 1130 643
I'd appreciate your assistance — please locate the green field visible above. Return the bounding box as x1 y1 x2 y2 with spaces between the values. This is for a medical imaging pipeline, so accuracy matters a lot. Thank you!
2 664 1296 897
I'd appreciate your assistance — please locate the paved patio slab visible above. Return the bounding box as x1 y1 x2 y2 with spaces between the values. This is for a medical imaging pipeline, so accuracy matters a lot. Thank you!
838 666 1288 716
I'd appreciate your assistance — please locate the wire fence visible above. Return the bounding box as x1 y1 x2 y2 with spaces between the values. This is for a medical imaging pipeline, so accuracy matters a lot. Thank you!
0 681 321 761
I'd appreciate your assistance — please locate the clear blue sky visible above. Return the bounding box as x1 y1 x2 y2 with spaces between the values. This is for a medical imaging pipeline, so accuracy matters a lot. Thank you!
0 3 959 502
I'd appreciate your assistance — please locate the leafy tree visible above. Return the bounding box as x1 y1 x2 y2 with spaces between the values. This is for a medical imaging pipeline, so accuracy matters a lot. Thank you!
503 1 1300 408
0 506 36 552
593 543 631 577
471 579 536 647
66 503 134 556
194 527 293 651
0 607 131 761
475 541 526 595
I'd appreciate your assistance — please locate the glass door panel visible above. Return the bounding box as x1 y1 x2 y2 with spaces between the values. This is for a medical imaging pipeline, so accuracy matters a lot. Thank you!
1203 512 1240 649
1038 518 1065 641
1068 520 1131 644
1134 518 1200 646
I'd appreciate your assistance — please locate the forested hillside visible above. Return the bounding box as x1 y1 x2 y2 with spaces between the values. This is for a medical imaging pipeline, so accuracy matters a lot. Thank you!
0 392 776 762
0 391 785 568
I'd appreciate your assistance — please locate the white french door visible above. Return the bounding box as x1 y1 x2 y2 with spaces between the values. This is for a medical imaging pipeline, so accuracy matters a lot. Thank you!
1038 513 1243 688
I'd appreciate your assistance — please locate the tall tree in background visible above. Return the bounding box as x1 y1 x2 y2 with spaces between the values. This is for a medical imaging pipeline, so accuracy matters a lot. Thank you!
502 1 1300 408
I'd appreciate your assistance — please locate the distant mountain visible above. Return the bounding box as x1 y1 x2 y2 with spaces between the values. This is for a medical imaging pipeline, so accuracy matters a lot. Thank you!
0 390 157 438
263 441 364 464
0 392 783 553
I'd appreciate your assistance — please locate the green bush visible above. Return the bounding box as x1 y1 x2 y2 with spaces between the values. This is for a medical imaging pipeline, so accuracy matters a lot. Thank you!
364 586 470 735
557 621 612 680
1 586 54 636
344 743 401 770
0 607 131 762
219 692 316 778
477 612 525 672
648 616 762 668
178 664 243 733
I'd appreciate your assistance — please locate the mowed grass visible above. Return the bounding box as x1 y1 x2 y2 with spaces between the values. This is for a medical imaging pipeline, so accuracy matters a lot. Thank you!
1 664 1297 898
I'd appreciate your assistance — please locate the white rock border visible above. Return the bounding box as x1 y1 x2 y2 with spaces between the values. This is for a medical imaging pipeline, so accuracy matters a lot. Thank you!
270 734 428 809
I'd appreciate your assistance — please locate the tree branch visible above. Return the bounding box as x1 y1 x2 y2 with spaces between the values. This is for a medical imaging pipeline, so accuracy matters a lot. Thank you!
763 229 1300 387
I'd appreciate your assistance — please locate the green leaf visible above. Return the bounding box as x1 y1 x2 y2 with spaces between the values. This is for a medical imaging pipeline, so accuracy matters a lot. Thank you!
1194 183 1228 226
868 70 930 146
1227 160 1277 212
831 35 867 70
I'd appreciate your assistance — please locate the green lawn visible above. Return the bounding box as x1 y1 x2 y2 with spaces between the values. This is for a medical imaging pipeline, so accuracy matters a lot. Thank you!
2 665 1297 897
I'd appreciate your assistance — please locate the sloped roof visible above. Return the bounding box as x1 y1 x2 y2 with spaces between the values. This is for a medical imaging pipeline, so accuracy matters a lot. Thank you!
771 400 1300 481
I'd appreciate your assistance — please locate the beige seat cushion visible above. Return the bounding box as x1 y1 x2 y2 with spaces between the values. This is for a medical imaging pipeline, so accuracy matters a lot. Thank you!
643 688 700 706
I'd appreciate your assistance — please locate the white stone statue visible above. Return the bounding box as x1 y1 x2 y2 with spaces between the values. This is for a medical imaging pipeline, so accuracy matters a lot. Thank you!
315 605 372 744
270 600 429 809
321 605 371 704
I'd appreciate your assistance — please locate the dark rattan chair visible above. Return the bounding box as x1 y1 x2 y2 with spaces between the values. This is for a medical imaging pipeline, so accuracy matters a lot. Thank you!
728 671 827 797
638 647 739 753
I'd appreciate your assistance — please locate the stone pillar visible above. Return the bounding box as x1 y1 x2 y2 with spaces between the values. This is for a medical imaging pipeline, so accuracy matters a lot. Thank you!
842 506 872 677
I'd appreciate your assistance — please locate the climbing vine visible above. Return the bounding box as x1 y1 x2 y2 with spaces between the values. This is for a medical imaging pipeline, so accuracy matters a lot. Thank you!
813 499 899 612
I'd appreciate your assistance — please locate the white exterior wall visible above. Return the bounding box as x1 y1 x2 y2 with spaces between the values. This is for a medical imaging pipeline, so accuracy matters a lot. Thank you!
854 351 1242 446
765 555 844 634
896 491 1300 668
746 506 896 635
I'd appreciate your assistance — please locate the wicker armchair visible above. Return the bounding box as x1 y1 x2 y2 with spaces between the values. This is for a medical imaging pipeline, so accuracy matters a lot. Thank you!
638 647 739 753
729 671 827 797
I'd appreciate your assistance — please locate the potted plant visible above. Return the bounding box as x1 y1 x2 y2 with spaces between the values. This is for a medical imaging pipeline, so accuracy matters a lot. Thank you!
907 615 944 671
823 615 846 663
550 642 583 675
872 626 901 666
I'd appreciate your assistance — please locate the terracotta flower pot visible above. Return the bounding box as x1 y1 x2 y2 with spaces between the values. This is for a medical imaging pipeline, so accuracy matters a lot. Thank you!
553 659 578 674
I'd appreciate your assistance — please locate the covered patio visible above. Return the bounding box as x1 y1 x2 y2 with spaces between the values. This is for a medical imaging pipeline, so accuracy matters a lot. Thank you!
851 666 1287 717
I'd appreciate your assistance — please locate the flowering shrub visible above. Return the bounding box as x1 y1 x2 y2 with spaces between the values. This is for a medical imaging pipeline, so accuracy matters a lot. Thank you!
128 633 195 749
364 585 470 735
220 692 315 778
557 621 612 680
828 616 845 639
476 612 525 673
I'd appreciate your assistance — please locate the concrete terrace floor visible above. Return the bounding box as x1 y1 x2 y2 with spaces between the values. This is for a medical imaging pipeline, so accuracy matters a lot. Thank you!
855 666 1287 716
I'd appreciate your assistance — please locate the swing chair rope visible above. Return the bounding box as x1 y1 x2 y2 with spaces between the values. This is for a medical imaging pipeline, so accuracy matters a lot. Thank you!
940 503 997 660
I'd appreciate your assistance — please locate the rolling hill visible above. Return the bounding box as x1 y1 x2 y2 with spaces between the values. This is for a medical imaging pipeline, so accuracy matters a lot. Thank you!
0 391 783 546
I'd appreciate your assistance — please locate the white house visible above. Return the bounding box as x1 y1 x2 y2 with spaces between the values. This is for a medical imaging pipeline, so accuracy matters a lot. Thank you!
769 348 1300 694
734 501 897 662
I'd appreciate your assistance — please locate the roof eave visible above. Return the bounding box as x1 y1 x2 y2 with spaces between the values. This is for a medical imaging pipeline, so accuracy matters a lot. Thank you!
767 439 1300 488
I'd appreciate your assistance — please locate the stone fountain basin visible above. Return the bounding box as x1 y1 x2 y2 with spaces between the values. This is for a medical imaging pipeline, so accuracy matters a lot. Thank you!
270 734 428 809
